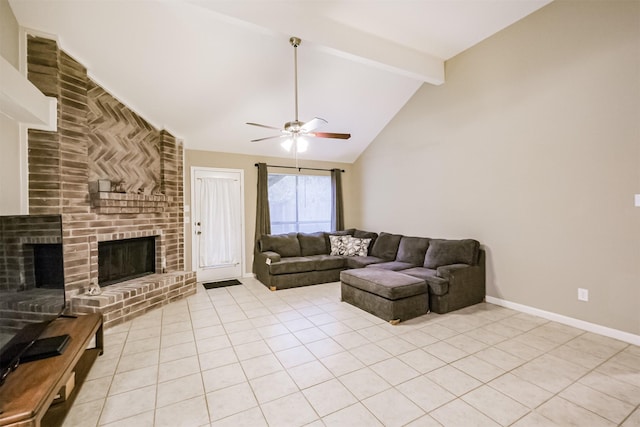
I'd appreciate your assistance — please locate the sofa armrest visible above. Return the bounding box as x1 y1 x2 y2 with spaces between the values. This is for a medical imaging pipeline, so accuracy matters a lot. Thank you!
436 264 471 279
259 251 281 264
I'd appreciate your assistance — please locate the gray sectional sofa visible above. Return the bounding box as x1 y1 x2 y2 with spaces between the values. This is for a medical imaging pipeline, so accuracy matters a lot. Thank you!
254 229 485 314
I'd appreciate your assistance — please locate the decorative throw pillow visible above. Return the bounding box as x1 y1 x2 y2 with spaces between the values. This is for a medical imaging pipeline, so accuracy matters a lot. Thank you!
329 235 348 255
343 236 371 257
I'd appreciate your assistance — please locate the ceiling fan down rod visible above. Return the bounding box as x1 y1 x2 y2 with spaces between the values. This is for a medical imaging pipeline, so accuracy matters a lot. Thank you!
290 37 301 124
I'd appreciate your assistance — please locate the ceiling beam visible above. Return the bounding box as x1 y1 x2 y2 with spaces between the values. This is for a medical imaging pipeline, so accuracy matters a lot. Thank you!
186 0 445 85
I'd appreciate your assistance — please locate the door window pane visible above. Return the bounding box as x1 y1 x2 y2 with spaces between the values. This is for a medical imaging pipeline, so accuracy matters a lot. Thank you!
268 173 331 233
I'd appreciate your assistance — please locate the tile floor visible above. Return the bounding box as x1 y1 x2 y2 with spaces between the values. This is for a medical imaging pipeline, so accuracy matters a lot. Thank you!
63 278 640 426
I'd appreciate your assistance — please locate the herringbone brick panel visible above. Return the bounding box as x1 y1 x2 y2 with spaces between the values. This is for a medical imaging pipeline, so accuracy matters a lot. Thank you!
87 80 161 195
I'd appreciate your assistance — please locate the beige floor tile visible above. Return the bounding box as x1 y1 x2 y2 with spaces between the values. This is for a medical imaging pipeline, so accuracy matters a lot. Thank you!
101 410 154 427
358 324 395 342
332 330 370 349
156 372 204 408
489 373 553 409
431 399 500 427
322 402 383 427
463 328 508 346
339 367 391 400
202 362 247 392
292 326 328 343
303 378 358 417
249 370 299 403
240 353 284 379
397 348 446 374
370 357 420 386
349 342 393 365
463 385 530 425
74 376 111 405
287 359 335 389
474 346 525 371
318 321 355 336
423 341 469 363
548 343 607 369
426 365 482 396
622 408 640 427
452 355 505 383
62 397 104 427
363 388 425 427
158 355 200 383
160 330 195 348
306 337 345 358
265 332 302 352
116 349 159 374
320 350 365 376
126 326 161 342
559 382 636 424
121 336 161 356
155 395 210 427
99 385 157 425
445 333 489 353
537 396 616 427
398 329 439 347
159 341 197 363
193 324 226 340
510 412 561 427
206 382 258 421
198 346 237 371
233 340 272 361
396 375 456 412
579 371 640 405
260 392 319 426
275 345 316 368
496 338 545 361
108 365 158 396
210 407 267 427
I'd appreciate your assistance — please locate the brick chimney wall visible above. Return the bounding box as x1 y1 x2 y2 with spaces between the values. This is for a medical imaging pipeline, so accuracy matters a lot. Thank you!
25 36 193 325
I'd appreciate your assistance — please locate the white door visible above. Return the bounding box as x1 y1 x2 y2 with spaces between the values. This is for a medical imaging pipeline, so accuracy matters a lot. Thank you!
192 167 244 282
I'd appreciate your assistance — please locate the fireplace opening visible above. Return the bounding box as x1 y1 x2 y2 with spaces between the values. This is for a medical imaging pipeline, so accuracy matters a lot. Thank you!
98 237 155 286
33 244 64 289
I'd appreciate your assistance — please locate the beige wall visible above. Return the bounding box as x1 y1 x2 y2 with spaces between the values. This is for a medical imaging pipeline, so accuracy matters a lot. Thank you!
185 150 355 277
0 0 23 214
352 0 640 335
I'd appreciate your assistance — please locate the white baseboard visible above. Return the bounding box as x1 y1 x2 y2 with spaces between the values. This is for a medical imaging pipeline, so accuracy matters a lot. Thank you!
485 296 640 346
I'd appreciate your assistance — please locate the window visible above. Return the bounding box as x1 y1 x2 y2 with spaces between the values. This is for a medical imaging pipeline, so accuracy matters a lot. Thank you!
268 173 332 234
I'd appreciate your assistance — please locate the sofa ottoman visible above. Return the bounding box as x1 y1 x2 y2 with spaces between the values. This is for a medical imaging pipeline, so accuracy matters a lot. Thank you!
340 269 429 323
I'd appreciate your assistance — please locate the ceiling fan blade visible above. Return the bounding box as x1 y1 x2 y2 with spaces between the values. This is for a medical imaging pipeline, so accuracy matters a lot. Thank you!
300 117 327 132
246 122 282 131
309 132 351 140
250 135 286 143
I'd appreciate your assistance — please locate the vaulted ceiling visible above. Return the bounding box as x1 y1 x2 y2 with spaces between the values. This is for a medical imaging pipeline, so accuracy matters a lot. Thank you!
9 0 552 163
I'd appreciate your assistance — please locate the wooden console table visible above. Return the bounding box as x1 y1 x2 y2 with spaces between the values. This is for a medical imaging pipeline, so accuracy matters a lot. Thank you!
0 313 103 427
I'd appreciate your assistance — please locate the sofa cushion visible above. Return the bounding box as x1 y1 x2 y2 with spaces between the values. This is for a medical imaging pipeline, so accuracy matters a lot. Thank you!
261 233 301 257
344 255 386 269
298 232 328 256
401 267 449 296
340 269 427 300
269 257 315 275
370 232 402 260
344 236 371 256
353 230 378 252
306 254 346 271
325 228 355 249
396 236 430 266
329 235 348 255
366 261 416 271
423 239 480 269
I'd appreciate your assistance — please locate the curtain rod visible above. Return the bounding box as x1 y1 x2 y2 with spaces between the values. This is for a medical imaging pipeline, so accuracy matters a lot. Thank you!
254 163 345 173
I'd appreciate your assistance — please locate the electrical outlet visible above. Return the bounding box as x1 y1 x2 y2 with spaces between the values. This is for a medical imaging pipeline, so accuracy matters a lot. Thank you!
578 288 589 302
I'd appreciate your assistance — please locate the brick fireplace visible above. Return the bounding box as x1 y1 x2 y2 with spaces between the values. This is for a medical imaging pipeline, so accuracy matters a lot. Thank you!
26 36 196 328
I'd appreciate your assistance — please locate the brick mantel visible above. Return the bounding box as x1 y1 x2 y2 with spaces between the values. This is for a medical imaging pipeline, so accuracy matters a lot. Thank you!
26 35 194 326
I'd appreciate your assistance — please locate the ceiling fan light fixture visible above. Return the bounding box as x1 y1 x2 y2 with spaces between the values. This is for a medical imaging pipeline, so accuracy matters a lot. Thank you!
281 139 293 151
296 138 309 153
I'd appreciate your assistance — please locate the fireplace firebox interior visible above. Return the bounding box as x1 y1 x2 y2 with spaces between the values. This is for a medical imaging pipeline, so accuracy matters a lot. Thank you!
98 237 156 286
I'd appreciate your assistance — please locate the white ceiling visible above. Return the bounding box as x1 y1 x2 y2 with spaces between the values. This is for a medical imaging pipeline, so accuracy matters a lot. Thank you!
9 0 552 163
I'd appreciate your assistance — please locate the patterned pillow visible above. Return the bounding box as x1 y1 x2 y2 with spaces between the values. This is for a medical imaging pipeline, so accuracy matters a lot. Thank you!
343 236 371 257
329 235 348 255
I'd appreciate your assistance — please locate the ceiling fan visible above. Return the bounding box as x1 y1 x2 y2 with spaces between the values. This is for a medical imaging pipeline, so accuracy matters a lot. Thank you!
246 37 351 154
